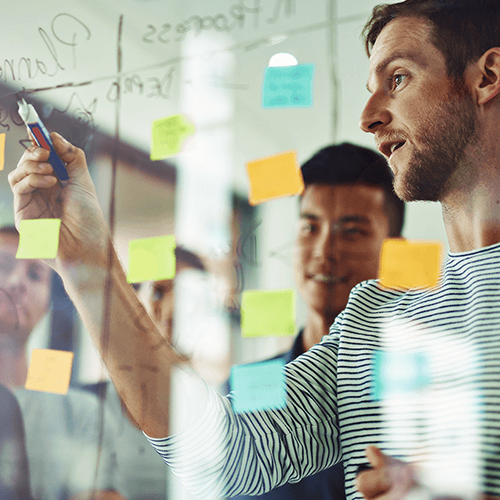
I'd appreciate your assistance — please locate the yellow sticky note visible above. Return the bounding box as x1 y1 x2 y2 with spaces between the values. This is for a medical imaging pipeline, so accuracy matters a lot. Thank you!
25 349 74 395
127 235 176 284
246 150 304 206
241 289 296 337
378 239 443 289
151 114 195 160
16 219 61 259
0 133 5 171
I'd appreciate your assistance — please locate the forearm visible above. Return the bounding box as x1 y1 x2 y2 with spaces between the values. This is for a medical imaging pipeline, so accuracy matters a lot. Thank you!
60 241 200 437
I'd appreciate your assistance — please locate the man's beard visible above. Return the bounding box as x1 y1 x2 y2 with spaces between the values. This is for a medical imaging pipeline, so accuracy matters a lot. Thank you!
394 82 479 202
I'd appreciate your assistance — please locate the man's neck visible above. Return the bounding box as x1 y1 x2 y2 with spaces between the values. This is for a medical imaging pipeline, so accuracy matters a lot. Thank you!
302 311 338 352
0 335 27 389
442 128 500 252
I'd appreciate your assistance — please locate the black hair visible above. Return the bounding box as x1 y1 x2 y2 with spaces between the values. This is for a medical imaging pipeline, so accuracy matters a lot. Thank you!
300 142 405 237
175 246 206 273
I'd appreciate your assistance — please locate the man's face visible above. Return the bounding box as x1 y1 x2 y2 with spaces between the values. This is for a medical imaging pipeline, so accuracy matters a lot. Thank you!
361 16 479 202
294 184 390 320
0 233 52 346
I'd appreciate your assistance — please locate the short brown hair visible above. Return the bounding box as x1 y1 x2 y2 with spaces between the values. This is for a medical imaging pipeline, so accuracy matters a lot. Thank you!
363 0 500 80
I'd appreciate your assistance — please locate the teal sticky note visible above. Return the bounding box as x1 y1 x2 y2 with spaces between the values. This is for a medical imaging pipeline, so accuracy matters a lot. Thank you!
16 219 61 259
241 289 296 337
126 235 176 284
372 350 432 400
230 358 286 413
262 63 315 108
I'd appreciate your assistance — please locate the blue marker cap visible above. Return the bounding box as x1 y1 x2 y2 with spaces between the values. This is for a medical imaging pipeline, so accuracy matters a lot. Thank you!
18 99 69 182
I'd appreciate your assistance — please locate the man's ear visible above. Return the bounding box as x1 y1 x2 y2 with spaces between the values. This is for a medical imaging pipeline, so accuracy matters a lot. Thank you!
475 48 500 106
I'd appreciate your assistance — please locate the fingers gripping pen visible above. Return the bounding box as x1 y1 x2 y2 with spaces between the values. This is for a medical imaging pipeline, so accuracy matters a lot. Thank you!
17 99 69 182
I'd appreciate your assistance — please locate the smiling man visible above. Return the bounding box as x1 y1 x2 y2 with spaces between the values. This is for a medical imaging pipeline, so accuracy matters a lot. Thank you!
8 0 500 499
228 143 404 500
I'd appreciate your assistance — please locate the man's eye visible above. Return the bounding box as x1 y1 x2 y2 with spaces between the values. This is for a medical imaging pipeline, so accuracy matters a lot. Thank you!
153 288 165 301
392 74 406 89
301 223 317 234
28 267 41 281
343 227 364 237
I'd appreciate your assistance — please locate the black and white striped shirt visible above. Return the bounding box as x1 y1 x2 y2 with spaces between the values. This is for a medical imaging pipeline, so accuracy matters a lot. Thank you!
148 242 500 499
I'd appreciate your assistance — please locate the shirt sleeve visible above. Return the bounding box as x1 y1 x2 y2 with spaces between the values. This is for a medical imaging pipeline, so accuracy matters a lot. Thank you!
145 320 343 499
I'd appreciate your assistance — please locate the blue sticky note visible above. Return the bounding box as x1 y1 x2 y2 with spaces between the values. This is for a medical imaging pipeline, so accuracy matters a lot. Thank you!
372 350 432 400
230 358 286 413
262 64 315 108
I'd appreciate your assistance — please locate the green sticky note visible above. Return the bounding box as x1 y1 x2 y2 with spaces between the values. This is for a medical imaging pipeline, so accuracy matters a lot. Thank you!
16 219 61 259
241 289 296 337
126 235 176 284
230 358 286 413
150 114 195 160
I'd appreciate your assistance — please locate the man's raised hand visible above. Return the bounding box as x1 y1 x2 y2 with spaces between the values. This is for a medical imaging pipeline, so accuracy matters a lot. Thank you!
8 133 109 270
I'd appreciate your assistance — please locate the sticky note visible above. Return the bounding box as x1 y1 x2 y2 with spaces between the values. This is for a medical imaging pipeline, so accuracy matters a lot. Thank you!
25 349 74 395
241 289 295 337
150 114 195 160
126 235 176 283
372 350 432 400
16 218 61 259
378 239 442 289
230 358 286 413
262 63 315 108
0 133 5 171
246 150 304 205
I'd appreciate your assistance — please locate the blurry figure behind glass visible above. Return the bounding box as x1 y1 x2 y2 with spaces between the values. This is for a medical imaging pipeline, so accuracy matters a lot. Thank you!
84 246 206 500
0 226 126 500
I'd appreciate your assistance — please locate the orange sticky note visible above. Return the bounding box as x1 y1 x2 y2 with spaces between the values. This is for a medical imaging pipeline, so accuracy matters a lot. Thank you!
246 150 304 205
25 349 74 395
0 133 5 171
378 239 443 289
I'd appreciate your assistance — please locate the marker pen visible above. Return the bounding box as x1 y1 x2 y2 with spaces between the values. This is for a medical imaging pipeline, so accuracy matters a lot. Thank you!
17 99 69 182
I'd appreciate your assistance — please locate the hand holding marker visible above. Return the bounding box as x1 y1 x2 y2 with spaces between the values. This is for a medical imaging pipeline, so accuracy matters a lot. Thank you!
18 98 69 182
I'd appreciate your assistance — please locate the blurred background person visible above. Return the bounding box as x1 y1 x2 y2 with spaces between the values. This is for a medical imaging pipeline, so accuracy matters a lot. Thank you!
83 246 207 500
226 142 405 500
0 382 32 500
0 225 126 500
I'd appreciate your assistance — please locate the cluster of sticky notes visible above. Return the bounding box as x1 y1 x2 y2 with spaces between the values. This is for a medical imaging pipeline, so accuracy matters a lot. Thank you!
372 350 432 400
241 289 295 337
25 349 74 395
378 239 443 289
126 234 176 283
16 218 61 259
246 150 304 205
150 114 195 160
262 63 315 108
230 358 286 413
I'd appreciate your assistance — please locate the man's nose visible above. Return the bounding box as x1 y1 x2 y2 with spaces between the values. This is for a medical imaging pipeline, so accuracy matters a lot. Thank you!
313 229 339 263
359 92 391 134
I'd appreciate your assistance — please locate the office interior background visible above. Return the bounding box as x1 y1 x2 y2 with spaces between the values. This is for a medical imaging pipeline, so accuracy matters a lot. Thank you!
0 0 449 498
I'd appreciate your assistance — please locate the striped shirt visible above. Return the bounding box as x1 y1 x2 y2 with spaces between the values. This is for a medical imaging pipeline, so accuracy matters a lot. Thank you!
147 242 500 499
